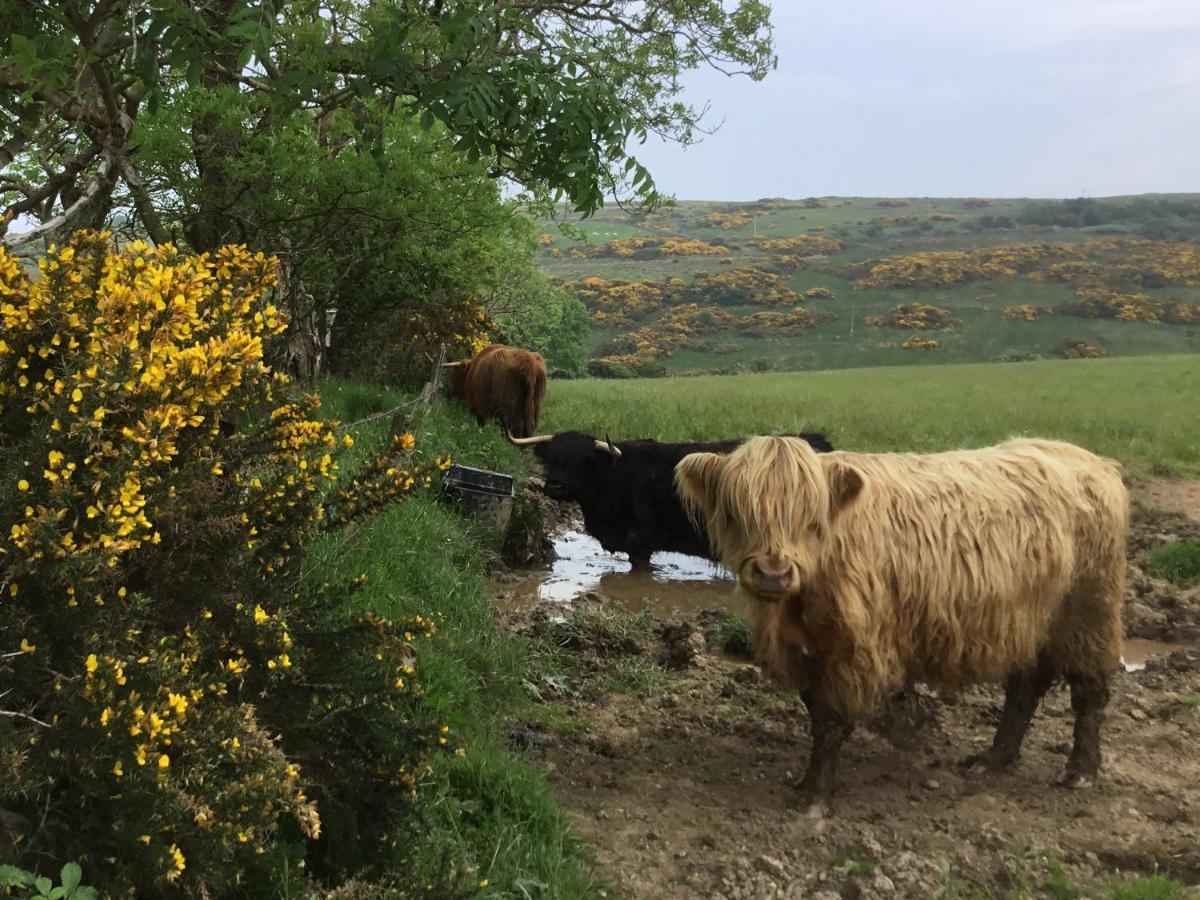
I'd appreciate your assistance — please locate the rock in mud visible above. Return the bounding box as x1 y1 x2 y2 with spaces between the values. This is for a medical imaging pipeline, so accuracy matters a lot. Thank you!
502 486 556 566
755 854 787 877
658 620 708 669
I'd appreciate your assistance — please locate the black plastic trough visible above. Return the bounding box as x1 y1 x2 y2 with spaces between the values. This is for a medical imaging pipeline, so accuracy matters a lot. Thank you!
440 465 515 545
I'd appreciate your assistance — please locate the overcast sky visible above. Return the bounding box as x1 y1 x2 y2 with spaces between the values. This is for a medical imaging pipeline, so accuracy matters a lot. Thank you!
633 0 1200 201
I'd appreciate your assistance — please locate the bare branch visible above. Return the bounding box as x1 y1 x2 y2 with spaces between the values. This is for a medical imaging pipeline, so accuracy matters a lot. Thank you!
2 153 119 248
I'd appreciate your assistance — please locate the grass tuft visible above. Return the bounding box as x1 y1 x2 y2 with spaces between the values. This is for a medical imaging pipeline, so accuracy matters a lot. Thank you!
1144 541 1200 585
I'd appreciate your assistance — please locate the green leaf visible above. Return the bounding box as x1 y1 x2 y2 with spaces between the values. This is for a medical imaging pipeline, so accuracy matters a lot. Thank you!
35 876 53 895
60 862 81 892
0 866 33 888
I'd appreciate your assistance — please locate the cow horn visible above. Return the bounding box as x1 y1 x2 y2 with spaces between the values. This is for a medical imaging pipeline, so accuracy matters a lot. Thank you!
441 361 465 368
505 429 555 447
595 436 622 458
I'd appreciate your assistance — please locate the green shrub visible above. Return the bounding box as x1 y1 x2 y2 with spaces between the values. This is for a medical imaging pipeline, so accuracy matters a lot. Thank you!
1144 541 1200 585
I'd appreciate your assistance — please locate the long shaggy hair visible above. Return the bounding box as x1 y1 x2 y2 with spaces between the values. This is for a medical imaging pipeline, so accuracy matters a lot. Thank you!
448 344 547 438
676 436 1129 717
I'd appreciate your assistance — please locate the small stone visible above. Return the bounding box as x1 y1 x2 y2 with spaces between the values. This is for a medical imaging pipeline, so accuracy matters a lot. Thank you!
922 778 940 791
1129 708 1148 721
872 873 896 894
734 665 761 684
755 855 787 877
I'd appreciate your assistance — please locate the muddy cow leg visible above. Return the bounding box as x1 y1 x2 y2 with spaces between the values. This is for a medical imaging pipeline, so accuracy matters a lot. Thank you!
627 553 652 571
797 691 855 812
1060 670 1109 787
961 659 1056 772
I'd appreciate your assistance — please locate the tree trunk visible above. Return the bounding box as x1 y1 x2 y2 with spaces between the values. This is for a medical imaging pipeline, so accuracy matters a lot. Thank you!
276 248 322 380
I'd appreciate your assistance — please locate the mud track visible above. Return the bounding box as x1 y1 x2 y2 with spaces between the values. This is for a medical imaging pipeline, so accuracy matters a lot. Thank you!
497 488 1200 898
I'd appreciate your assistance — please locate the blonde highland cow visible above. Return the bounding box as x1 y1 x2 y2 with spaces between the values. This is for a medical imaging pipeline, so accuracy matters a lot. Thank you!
675 436 1128 812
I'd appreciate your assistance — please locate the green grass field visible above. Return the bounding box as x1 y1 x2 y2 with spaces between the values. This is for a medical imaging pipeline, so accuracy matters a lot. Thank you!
542 195 1200 375
539 354 1200 476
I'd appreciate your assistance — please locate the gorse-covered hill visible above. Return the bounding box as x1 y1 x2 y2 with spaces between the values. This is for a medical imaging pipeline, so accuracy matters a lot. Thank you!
538 195 1200 376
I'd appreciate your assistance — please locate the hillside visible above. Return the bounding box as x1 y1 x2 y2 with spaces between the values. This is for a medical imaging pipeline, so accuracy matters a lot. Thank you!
537 196 1200 376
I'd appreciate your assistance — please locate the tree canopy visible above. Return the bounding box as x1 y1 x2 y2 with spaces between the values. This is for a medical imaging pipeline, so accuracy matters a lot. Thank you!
1 0 776 247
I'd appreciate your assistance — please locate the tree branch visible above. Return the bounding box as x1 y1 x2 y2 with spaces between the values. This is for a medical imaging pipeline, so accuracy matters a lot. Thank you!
120 160 171 245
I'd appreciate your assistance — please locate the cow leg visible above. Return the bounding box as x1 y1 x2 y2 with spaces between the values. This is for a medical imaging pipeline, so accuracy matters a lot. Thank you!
961 659 1055 772
796 691 854 813
628 553 652 571
1060 670 1109 788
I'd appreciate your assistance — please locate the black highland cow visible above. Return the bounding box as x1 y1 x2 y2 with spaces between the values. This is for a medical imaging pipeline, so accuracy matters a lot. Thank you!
508 430 833 568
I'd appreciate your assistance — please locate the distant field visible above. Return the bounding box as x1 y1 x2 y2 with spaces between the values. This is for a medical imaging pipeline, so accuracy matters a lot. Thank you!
539 195 1200 376
539 354 1200 476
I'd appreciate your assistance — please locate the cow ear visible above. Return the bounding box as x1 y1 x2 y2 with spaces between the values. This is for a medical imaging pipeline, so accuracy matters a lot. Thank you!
674 452 727 520
824 459 864 518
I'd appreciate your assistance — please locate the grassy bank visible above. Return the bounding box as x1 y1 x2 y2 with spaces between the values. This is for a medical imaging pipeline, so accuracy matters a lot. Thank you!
309 380 599 897
539 354 1200 476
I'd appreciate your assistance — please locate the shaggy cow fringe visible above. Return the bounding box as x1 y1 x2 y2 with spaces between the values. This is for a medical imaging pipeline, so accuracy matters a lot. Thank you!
677 436 1129 718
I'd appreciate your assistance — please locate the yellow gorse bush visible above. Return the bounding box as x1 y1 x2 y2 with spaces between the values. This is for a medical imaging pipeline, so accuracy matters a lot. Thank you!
850 238 1200 296
1 235 282 571
864 303 959 331
0 232 451 895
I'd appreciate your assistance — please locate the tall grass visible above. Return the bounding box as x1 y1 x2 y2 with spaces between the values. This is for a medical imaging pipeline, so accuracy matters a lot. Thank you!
307 381 600 897
540 355 1200 476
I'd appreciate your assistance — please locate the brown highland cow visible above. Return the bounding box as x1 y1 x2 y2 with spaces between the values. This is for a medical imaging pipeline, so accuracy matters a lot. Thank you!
444 344 547 438
675 436 1128 813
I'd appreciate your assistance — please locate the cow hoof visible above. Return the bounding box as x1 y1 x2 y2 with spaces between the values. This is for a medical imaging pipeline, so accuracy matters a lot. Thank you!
1058 771 1094 789
959 751 1015 774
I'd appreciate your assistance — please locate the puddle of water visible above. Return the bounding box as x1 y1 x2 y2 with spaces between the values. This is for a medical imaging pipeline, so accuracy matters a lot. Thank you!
1121 638 1193 672
499 530 737 615
497 532 1195 670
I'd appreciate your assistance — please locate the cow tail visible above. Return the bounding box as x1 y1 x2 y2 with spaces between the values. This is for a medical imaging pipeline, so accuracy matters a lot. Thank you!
524 364 547 437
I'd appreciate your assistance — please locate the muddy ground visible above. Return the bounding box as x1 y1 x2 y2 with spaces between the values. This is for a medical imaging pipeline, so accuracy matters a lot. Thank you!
493 486 1200 899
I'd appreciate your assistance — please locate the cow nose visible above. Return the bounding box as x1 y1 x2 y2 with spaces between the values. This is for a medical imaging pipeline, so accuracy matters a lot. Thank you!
748 556 796 595
754 556 791 578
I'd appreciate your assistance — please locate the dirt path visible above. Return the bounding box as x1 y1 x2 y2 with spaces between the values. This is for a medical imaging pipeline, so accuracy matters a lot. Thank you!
1138 479 1200 523
499 493 1200 899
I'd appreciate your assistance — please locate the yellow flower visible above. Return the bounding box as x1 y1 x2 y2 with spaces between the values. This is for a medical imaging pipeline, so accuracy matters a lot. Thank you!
158 754 170 769
19 638 35 653
47 450 63 468
342 434 354 448
253 604 269 624
85 653 99 675
112 760 123 777
138 834 150 844
71 388 83 403
168 844 186 879
17 479 28 491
